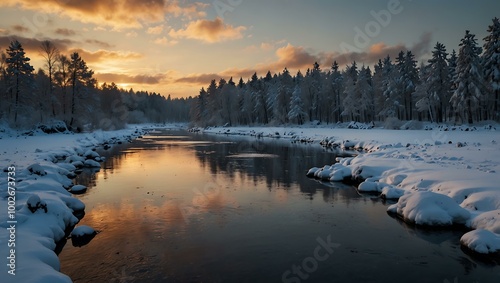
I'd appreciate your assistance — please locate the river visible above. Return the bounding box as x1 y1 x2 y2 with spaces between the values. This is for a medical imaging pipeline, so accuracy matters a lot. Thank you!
58 129 500 283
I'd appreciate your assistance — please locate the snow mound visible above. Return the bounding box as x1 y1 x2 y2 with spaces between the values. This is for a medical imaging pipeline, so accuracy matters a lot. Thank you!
380 185 406 200
28 163 47 176
460 229 500 254
71 225 97 247
83 159 101 168
70 185 87 194
71 225 96 237
387 191 470 226
468 210 500 233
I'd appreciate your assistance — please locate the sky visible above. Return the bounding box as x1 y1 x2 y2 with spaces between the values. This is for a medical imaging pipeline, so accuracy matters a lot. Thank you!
0 0 499 98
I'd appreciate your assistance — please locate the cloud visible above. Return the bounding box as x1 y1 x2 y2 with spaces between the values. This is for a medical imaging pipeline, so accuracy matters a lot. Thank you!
0 0 208 29
84 39 114 49
169 17 246 43
147 25 164 35
154 36 178 46
68 48 143 63
173 33 434 88
55 28 77 37
11 25 30 33
330 32 433 66
126 31 138 38
95 73 166 85
0 35 74 53
175 73 222 85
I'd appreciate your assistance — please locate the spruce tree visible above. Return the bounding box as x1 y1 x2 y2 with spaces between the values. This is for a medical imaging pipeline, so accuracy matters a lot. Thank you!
450 31 488 124
5 40 34 124
482 17 500 121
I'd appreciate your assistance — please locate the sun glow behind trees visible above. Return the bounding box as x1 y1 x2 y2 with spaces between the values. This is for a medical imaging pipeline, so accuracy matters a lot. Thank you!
0 41 191 130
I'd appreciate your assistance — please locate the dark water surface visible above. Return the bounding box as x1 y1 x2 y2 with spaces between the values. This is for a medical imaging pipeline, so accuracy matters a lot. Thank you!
59 129 500 283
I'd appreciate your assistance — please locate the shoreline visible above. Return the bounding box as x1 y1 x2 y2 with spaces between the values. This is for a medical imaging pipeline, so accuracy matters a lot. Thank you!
0 125 153 283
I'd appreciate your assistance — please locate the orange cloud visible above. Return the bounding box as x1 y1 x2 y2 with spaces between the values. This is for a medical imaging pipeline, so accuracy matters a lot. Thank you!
68 48 142 63
153 36 178 46
95 73 166 85
0 0 208 29
147 25 164 35
55 28 77 37
169 17 246 43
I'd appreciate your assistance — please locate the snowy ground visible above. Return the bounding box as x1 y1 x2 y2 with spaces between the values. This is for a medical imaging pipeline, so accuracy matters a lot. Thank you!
0 124 156 283
201 122 500 255
1 121 499 282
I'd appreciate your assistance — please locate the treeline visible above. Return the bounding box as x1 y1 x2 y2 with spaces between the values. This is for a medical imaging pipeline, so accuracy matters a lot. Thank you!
0 40 191 130
191 18 500 126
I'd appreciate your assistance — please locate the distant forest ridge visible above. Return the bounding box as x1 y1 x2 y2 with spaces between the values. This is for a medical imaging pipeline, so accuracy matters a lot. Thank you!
191 18 500 127
0 40 191 130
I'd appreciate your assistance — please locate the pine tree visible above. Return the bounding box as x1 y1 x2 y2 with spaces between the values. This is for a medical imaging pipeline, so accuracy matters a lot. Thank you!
341 62 359 121
448 50 458 122
357 66 374 122
5 40 34 124
450 31 488 124
68 52 95 127
417 42 450 122
372 59 385 121
380 55 400 118
483 17 500 121
330 61 344 122
396 51 419 120
288 84 306 124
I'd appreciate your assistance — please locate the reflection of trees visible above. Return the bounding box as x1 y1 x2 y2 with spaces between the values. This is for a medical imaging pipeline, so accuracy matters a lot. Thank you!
190 133 358 201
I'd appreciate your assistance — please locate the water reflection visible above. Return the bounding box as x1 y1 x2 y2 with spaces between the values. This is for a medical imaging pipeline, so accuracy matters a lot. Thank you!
59 130 500 283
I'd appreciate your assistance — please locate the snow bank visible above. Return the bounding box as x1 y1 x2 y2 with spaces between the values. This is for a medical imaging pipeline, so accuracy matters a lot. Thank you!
387 191 470 226
0 124 152 282
460 229 500 254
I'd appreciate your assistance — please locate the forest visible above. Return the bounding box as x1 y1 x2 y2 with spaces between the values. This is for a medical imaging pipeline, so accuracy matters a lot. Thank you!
0 40 191 131
1 18 499 131
190 18 500 127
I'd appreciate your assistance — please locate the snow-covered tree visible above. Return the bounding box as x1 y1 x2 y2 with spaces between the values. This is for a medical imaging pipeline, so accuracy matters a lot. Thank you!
482 17 500 121
380 56 401 118
288 84 306 124
372 59 385 121
450 31 488 124
416 42 450 122
330 61 344 122
397 51 419 120
5 40 34 124
341 62 359 121
357 66 374 122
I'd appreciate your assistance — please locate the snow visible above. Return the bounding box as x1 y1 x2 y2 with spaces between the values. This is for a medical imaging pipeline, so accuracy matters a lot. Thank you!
70 225 96 238
201 123 500 254
460 229 500 254
0 124 152 283
69 185 87 194
387 191 470 226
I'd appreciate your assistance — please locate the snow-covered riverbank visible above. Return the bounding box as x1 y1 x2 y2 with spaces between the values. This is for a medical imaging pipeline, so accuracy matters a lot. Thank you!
0 125 152 283
200 123 500 255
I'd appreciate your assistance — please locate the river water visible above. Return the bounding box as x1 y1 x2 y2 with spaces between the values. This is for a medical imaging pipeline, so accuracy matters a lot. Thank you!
59 129 500 283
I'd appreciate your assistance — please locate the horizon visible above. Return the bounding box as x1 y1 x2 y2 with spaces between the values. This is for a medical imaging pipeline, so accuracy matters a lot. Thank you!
1 0 499 98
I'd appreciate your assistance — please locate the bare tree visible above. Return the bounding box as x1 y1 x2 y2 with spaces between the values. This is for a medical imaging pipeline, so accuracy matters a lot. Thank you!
39 40 59 117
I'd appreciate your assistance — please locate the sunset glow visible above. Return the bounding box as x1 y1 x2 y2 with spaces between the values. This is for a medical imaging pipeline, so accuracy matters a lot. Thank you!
1 0 498 98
